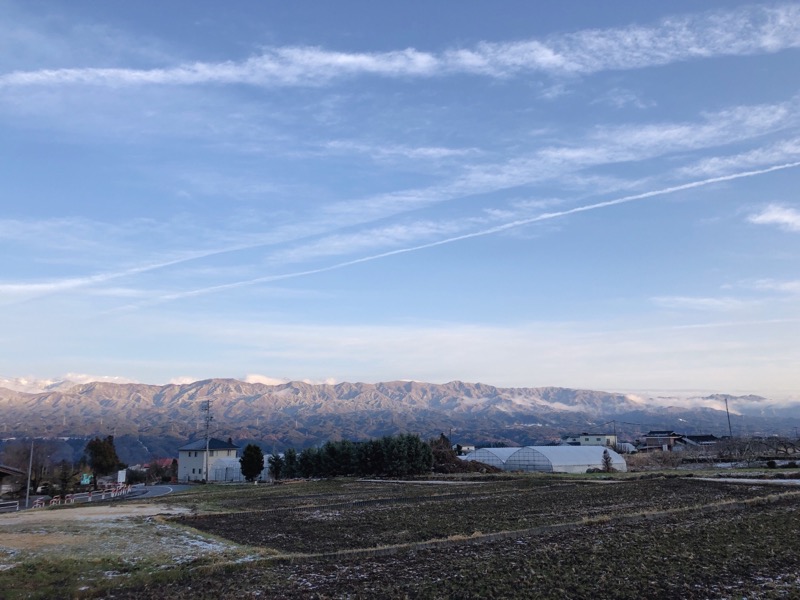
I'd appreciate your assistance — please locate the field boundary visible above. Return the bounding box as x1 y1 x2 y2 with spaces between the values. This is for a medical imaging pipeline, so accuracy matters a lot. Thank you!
198 491 480 518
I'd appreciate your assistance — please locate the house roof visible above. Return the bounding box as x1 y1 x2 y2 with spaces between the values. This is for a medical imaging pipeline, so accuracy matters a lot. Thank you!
143 458 175 468
0 463 25 478
684 434 719 443
645 430 680 437
179 438 239 451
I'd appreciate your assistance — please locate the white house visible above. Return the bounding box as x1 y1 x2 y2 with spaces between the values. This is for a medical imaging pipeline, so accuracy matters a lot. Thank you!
579 433 617 447
178 438 240 482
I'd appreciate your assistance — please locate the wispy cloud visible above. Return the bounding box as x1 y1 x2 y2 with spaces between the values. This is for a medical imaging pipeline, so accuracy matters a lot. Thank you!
324 140 478 161
125 161 800 308
269 220 466 265
2 4 798 88
320 98 800 223
677 137 800 178
748 204 800 231
0 248 243 301
750 279 800 294
6 101 799 308
586 101 796 155
591 88 654 110
651 296 750 311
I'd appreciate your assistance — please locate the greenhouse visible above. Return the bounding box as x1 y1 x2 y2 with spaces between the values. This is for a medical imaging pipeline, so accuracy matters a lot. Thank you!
462 447 521 470
463 446 627 473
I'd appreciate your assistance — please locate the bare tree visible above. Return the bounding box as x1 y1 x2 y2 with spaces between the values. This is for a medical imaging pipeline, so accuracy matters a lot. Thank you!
0 439 60 495
716 438 761 466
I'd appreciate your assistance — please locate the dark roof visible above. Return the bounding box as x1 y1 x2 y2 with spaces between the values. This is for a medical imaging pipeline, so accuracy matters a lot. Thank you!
179 438 239 451
684 434 719 443
645 431 680 437
0 463 25 478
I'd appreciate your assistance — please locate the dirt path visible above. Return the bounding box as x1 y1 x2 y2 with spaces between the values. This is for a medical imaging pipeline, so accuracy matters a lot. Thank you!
0 502 190 525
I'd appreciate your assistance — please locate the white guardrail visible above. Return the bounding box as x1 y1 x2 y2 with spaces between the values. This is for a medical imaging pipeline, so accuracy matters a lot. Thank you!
0 500 20 513
31 484 133 508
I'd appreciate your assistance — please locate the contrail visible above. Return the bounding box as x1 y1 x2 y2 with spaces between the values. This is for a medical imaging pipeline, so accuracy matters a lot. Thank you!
0 248 246 299
127 160 800 308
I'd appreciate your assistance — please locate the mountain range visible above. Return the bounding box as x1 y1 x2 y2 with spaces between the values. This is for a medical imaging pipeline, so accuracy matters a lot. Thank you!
1 378 799 464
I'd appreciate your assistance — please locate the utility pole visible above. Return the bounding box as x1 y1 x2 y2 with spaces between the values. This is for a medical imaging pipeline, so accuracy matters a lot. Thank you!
203 399 213 482
724 398 734 439
25 439 33 509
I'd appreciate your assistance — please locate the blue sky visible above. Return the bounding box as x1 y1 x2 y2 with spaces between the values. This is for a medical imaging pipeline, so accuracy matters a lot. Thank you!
2 1 800 397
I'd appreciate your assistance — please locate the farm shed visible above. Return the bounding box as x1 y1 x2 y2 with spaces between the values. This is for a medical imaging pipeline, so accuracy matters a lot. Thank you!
464 446 627 473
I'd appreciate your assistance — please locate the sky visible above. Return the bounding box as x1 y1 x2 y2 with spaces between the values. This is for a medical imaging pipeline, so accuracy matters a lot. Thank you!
1 1 799 398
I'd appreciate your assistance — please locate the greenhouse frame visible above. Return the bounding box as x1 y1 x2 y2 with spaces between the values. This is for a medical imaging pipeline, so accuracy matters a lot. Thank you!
463 446 627 473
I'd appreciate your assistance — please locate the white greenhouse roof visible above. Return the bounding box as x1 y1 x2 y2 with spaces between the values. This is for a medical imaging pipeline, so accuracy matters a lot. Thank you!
464 445 627 473
473 447 520 462
526 445 623 465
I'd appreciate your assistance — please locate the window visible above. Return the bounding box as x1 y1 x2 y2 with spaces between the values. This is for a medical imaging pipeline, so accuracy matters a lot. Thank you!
596 438 601 441
210 451 214 457
192 468 195 474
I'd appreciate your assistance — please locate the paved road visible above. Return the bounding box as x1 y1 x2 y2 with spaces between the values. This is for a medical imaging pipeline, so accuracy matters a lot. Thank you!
131 484 192 499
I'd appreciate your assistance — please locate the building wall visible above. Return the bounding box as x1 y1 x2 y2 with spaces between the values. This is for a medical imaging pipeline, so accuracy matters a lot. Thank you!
178 448 238 481
579 435 618 447
645 435 680 451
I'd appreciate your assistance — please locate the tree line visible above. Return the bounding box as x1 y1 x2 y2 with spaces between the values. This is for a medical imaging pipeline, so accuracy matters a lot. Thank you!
0 435 177 497
239 433 433 481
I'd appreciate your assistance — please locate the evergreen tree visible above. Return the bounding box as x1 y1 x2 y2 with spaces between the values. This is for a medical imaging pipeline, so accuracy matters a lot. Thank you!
239 444 265 482
268 453 285 480
283 448 298 478
297 447 318 478
84 436 125 482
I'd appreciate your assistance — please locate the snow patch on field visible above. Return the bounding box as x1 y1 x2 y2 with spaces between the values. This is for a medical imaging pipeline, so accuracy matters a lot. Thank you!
0 502 251 579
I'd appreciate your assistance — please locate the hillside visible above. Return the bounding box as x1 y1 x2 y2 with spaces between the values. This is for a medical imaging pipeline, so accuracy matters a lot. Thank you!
1 378 798 463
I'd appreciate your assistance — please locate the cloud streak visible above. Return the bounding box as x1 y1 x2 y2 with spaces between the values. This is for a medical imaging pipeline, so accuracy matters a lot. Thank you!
127 160 800 307
651 296 751 311
6 103 799 306
2 4 798 88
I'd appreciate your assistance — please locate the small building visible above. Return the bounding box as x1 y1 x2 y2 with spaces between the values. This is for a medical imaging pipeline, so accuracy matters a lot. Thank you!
682 434 720 448
178 438 239 482
642 431 683 451
577 433 618 447
463 446 627 473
